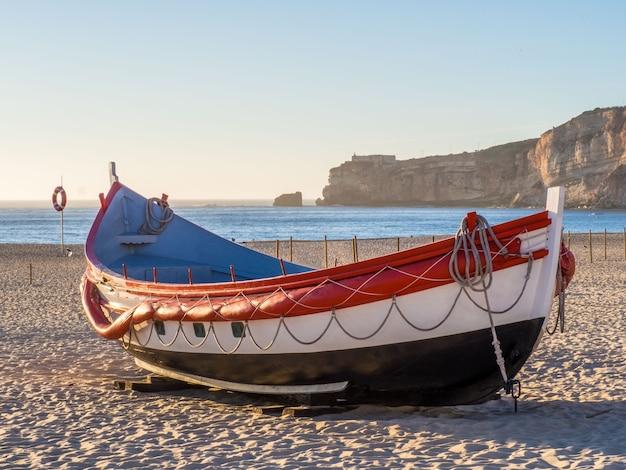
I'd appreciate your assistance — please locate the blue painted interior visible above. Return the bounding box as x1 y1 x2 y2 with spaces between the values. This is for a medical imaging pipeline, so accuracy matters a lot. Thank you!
92 186 312 283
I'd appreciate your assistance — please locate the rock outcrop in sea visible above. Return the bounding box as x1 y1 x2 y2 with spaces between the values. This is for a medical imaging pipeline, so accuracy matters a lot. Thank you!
317 107 626 208
273 191 303 207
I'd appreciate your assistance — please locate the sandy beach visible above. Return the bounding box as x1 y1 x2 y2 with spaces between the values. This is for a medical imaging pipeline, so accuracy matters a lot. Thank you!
0 235 624 469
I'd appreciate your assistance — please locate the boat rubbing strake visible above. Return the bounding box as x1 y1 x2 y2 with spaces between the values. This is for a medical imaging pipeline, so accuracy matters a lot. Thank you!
80 165 575 404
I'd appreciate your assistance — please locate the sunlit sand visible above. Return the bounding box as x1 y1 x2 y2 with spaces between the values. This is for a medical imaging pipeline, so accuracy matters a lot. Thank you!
1 236 623 468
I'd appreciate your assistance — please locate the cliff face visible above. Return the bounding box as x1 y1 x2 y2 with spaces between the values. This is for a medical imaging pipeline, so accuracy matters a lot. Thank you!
318 107 626 208
528 107 626 207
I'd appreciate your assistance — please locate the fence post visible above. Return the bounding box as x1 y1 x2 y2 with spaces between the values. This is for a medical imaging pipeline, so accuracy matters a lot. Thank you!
604 228 607 261
432 235 435 243
397 236 400 252
324 235 328 268
589 230 593 263
289 236 293 262
567 230 571 249
352 236 358 263
275 239 280 259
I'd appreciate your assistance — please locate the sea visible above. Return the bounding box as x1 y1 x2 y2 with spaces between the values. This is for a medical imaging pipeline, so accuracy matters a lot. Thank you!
0 203 624 244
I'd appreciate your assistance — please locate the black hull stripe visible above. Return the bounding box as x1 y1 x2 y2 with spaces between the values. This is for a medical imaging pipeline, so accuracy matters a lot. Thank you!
127 318 543 405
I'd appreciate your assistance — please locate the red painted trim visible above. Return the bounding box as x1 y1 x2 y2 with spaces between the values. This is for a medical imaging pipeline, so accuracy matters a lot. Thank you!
84 182 124 266
81 276 156 339
99 248 548 325
87 210 550 298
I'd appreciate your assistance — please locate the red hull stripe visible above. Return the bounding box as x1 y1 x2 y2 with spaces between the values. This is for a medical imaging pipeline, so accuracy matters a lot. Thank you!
83 246 547 339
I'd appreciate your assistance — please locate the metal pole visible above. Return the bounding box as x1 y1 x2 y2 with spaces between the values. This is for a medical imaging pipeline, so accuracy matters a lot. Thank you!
275 239 280 259
397 236 400 252
289 236 293 262
61 210 65 254
60 176 65 255
604 228 607 260
352 236 358 263
589 229 593 263
324 235 328 268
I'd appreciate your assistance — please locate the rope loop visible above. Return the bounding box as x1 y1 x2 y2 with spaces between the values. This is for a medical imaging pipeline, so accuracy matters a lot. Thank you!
141 196 174 234
449 213 507 292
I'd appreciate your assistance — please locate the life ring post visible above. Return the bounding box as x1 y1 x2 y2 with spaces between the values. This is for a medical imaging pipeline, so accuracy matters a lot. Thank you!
51 184 67 255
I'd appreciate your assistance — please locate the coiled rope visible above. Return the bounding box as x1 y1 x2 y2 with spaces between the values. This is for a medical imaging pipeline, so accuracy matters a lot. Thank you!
140 197 174 234
449 213 509 385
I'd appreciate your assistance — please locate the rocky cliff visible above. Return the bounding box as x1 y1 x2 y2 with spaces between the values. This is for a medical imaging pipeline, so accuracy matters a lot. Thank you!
318 107 626 208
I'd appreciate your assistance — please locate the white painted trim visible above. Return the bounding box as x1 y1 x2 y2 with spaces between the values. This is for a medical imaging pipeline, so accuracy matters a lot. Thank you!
532 186 565 323
134 357 349 395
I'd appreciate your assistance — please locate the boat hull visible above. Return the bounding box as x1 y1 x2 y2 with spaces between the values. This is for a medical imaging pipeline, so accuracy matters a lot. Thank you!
80 178 571 405
126 317 543 405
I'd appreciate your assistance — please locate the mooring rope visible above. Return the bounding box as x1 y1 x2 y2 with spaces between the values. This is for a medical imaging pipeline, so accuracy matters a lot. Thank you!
449 213 509 385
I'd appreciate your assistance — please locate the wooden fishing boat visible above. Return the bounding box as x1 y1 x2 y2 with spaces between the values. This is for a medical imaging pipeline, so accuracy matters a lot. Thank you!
81 164 575 405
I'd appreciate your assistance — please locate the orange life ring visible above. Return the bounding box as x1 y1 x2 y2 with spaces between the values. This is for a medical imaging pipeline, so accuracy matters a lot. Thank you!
52 186 67 212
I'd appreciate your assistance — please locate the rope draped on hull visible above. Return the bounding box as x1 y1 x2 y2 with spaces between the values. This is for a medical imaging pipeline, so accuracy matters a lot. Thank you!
82 211 575 350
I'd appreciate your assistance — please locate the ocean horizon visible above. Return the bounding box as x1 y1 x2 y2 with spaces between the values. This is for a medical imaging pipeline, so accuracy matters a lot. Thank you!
1 205 624 244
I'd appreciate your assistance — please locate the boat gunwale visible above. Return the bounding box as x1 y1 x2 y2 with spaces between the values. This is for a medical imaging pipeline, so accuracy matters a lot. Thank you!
85 182 551 298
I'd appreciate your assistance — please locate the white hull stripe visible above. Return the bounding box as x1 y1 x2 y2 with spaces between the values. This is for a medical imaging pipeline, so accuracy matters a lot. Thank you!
134 358 349 394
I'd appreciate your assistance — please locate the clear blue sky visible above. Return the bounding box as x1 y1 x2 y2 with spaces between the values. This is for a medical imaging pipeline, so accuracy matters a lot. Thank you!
1 1 625 200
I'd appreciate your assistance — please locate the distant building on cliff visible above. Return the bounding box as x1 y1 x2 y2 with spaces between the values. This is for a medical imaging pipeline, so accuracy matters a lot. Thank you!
317 107 626 208
351 154 396 165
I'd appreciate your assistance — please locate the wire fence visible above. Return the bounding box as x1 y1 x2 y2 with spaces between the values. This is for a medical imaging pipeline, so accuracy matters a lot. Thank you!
243 228 626 267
